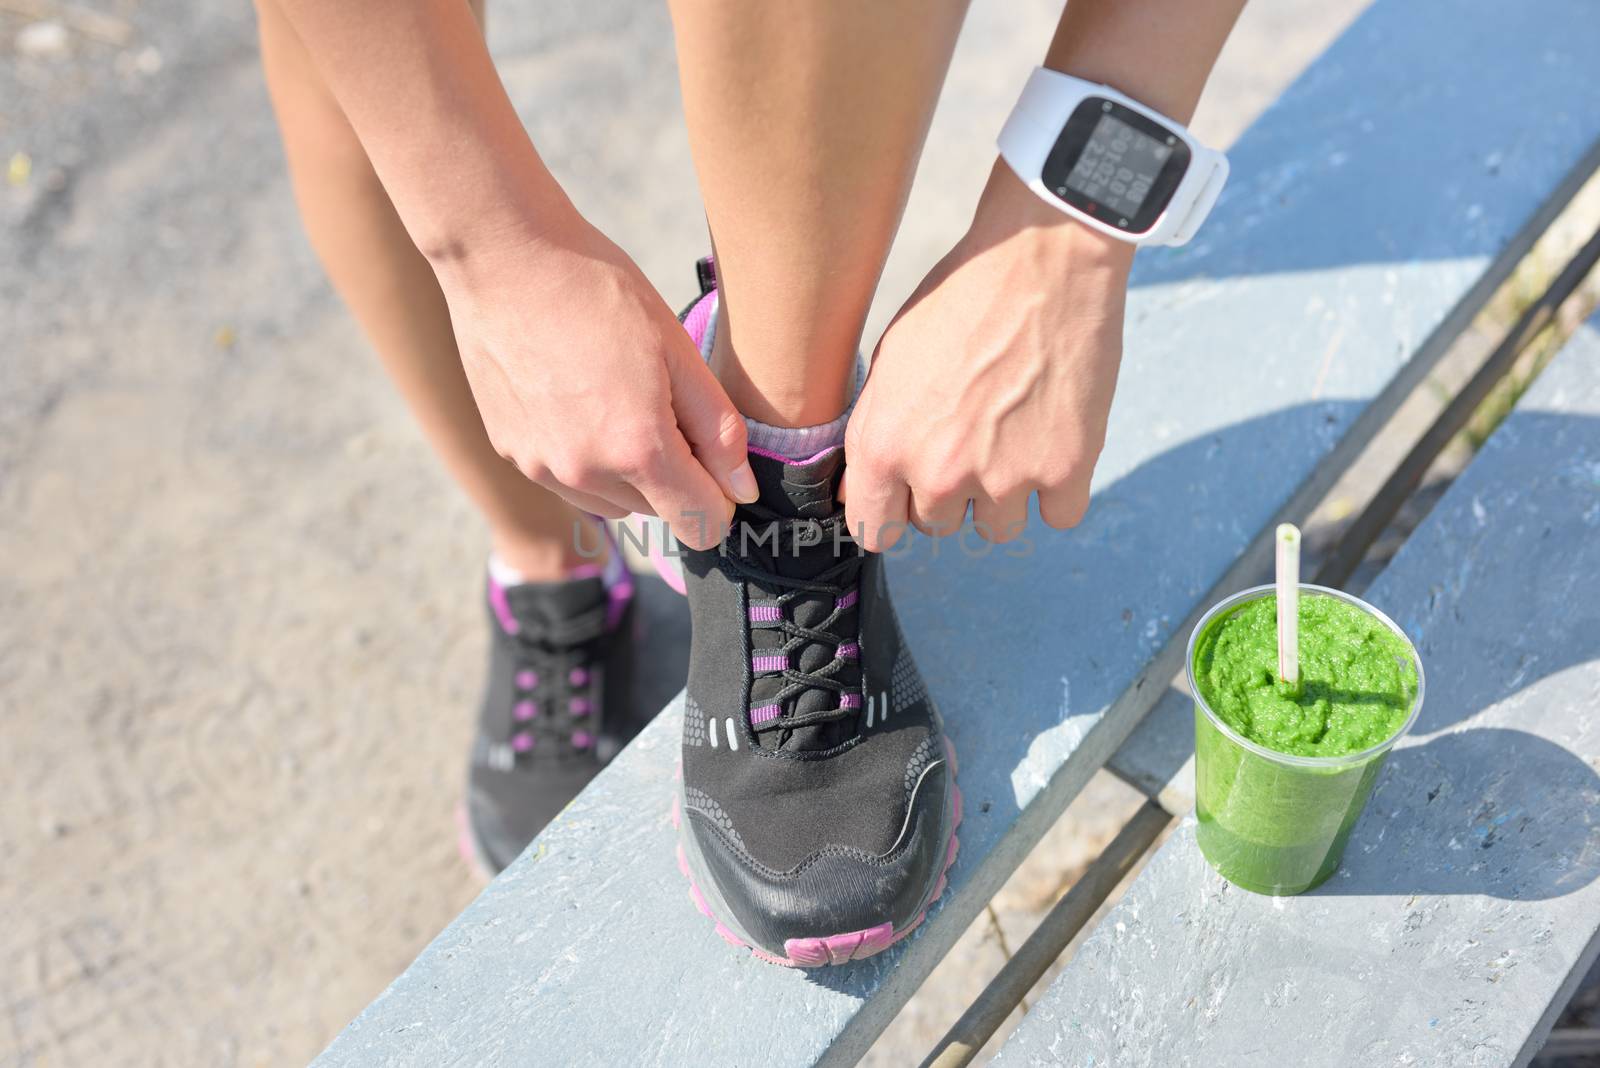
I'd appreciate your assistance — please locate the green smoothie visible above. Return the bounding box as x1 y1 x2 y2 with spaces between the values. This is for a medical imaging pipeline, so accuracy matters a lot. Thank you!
1192 593 1418 758
1189 587 1423 895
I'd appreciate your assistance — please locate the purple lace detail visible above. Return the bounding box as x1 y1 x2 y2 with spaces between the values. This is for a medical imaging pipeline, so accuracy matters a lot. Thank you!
837 642 860 659
839 693 863 709
606 574 634 631
835 589 858 611
751 654 788 673
488 577 520 635
748 604 782 622
493 542 625 765
595 519 635 631
750 704 783 725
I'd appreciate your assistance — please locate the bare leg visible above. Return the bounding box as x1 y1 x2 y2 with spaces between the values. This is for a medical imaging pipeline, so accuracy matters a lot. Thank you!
668 0 971 428
256 0 590 579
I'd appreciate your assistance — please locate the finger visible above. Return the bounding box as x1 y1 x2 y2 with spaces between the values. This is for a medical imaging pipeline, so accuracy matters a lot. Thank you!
908 488 969 538
1038 481 1092 531
665 335 758 504
561 493 631 521
972 490 1030 543
529 472 651 520
590 479 654 516
560 486 642 521
633 434 737 551
843 463 912 553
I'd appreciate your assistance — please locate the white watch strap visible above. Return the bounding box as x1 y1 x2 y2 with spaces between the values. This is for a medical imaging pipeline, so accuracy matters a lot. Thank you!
1165 148 1228 245
998 67 1227 247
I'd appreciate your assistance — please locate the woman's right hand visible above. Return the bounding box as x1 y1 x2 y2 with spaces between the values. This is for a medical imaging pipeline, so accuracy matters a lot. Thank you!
433 215 756 550
269 0 749 548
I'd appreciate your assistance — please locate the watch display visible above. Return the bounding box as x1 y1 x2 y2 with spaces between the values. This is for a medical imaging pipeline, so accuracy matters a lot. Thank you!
1040 96 1192 236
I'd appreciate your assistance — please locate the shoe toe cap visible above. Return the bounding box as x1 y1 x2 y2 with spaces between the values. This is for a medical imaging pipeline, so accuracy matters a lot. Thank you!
686 757 956 958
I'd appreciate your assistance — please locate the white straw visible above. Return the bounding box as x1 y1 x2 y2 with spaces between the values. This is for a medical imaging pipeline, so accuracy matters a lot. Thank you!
1276 523 1301 687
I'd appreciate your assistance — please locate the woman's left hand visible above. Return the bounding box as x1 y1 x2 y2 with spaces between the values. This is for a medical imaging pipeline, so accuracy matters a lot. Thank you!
844 161 1134 551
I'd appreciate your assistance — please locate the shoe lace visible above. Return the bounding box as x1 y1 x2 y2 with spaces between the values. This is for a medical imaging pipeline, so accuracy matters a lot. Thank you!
506 606 609 761
722 506 861 737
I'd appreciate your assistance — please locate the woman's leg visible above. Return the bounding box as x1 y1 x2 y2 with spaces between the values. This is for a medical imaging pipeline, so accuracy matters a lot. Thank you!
256 0 588 579
667 0 971 430
666 1 973 967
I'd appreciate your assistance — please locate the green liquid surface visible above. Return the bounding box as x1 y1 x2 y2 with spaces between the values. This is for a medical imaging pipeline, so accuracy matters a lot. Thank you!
1193 593 1418 758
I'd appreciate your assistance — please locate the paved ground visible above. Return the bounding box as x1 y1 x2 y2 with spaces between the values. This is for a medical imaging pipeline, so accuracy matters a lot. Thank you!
2 1 1367 1064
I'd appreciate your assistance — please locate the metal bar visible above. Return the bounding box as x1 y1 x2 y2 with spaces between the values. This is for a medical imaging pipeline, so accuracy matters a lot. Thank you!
920 802 1174 1068
1534 1028 1600 1060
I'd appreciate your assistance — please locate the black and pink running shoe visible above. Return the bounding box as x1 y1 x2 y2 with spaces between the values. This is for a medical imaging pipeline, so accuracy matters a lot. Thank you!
670 273 960 967
462 528 637 876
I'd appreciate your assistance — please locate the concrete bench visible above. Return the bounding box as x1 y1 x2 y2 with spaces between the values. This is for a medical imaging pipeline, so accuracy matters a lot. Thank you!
995 310 1600 1068
313 1 1600 1064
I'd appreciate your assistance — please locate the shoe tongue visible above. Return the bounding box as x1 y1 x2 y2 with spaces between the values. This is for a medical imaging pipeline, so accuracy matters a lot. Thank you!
748 446 844 521
741 446 859 752
504 575 609 645
741 446 847 584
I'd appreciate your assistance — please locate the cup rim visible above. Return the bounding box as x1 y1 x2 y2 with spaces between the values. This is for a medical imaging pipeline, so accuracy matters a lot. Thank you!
1185 583 1427 768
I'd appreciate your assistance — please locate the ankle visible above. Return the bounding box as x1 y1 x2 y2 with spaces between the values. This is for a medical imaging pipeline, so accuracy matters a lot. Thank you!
708 307 858 428
491 521 607 583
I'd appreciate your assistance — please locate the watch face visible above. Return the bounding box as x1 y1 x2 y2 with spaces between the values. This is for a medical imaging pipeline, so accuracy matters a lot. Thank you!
1041 96 1192 236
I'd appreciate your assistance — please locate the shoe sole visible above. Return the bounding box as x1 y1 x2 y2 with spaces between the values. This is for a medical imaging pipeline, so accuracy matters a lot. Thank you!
672 736 962 968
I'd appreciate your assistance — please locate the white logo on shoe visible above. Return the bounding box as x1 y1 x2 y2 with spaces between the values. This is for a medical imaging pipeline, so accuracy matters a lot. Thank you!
866 689 889 728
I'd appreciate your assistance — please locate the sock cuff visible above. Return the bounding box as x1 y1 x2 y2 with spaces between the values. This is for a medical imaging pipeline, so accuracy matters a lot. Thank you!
697 290 865 461
487 552 531 589
744 412 851 461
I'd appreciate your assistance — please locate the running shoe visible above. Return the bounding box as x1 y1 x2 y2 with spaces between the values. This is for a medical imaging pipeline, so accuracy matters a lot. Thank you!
461 527 636 876
670 273 961 967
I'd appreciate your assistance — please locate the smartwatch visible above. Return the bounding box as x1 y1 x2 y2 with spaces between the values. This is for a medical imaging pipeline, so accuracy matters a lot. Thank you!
998 68 1228 247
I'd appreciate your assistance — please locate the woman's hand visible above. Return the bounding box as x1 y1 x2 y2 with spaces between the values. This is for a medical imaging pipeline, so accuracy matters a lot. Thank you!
272 0 753 548
844 162 1132 551
434 214 756 550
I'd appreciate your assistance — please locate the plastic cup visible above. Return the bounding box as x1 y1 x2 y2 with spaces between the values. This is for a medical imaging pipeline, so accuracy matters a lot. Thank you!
1188 583 1425 895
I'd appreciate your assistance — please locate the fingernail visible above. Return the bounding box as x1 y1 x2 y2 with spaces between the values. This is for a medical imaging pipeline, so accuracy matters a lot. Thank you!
728 464 759 504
